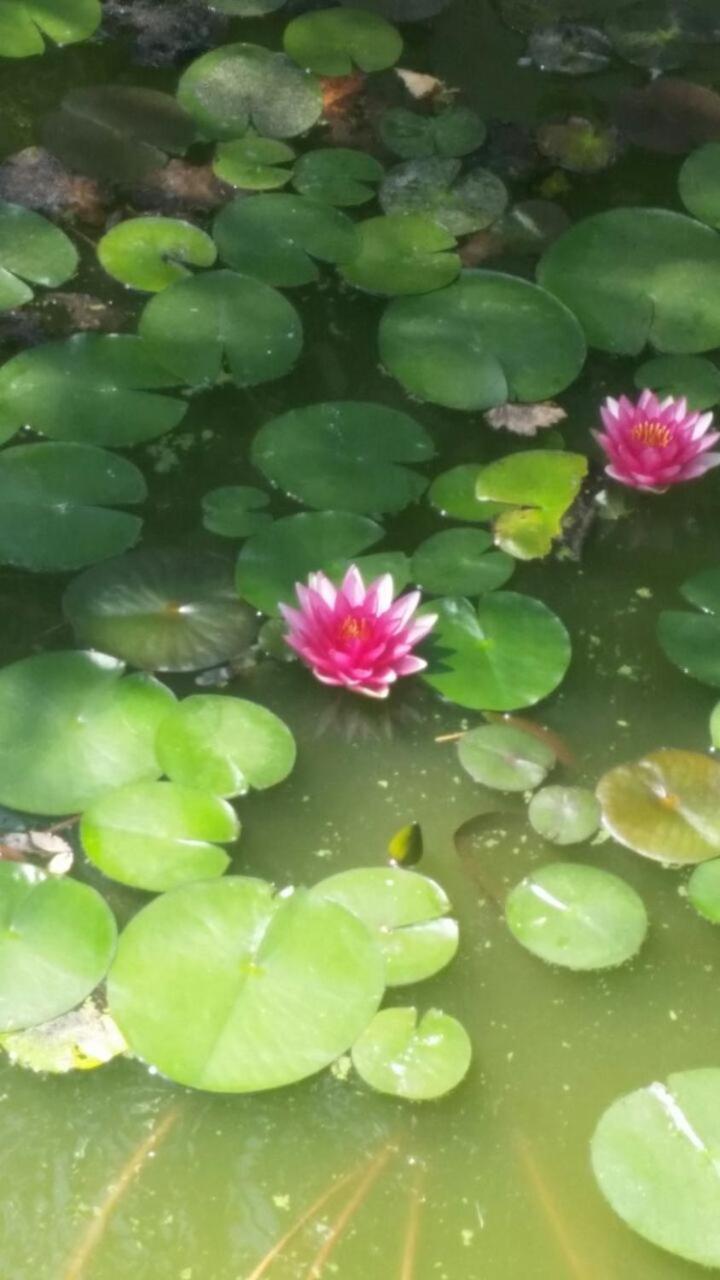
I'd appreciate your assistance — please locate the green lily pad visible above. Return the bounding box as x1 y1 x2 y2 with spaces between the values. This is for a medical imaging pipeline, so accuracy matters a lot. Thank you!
0 333 187 448
339 213 459 295
634 353 720 409
0 0 100 57
591 1069 720 1268
380 270 587 410
688 858 720 923
679 143 720 227
155 694 296 797
428 464 506 523
97 217 216 293
108 877 385 1092
310 867 458 986
596 748 720 864
527 22 612 74
475 450 588 560
379 106 486 160
0 650 174 815
43 86 194 183
283 7 402 76
528 785 601 843
138 269 302 388
351 1006 471 1100
213 194 357 287
538 209 720 355
0 442 146 572
63 549 258 673
506 862 648 970
213 134 295 190
411 529 514 596
236 510 382 615
292 148 383 206
0 864 116 1033
332 549 411 592
605 2 692 70
658 567 720 687
379 159 508 237
0 200 77 311
80 781 238 893
424 591 571 710
177 43 322 141
202 486 272 538
252 400 433 515
457 722 556 791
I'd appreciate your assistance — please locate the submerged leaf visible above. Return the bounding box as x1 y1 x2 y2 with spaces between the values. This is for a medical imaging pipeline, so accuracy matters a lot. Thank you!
43 86 194 182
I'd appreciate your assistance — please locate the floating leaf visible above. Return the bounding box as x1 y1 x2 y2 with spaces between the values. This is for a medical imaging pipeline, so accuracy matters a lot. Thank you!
43 86 194 182
0 999 125 1073
202 486 272 537
155 694 296 797
596 748 720 864
108 877 385 1092
537 115 618 173
292 147 383 206
539 208 720 355
63 549 258 673
177 43 323 141
80 781 238 892
351 1006 471 1100
379 158 508 237
476 450 587 560
0 442 146 572
634 353 720 409
0 0 100 57
252 400 433 515
457 722 555 791
679 141 720 227
424 592 571 711
380 270 587 410
0 200 77 311
411 529 514 596
283 7 402 76
338 213 459 295
388 821 423 867
97 216 216 292
311 866 457 986
688 858 720 923
213 134 295 191
213 193 357 287
658 567 720 687
138 269 302 388
428 464 505 523
339 0 450 18
592 1069 720 1268
210 0 285 11
528 785 601 843
484 400 567 436
527 22 611 74
0 650 174 815
0 334 187 448
379 106 486 159
606 2 693 70
506 862 648 970
615 77 720 154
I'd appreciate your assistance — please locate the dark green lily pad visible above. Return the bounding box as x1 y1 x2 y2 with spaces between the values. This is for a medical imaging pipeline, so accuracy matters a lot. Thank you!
380 270 587 410
292 148 383 206
202 486 272 538
0 650 175 814
211 0 285 11
379 158 508 236
0 201 77 311
155 694 296 797
658 567 720 687
0 864 116 1033
43 86 194 183
213 134 295 190
475 450 588 560
411 529 514 596
0 0 101 56
80 780 238 892
605 2 693 71
379 106 486 159
338 213 459 295
528 785 601 843
108 877 385 1092
428 465 506 523
339 0 449 18
596 748 720 864
457 722 555 790
63 549 258 673
424 591 571 710
138 269 302 388
679 142 720 227
97 217 217 292
283 7 402 76
688 858 720 923
634 354 720 409
213 194 357 287
527 22 612 74
351 1006 472 1100
252 400 433 515
537 116 618 173
177 43 322 140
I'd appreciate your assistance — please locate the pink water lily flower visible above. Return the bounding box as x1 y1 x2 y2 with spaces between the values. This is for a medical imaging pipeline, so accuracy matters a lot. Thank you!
280 565 437 699
595 389 720 492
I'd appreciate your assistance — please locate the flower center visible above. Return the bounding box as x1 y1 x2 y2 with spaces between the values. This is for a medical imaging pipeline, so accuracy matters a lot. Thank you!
630 419 673 448
339 615 370 642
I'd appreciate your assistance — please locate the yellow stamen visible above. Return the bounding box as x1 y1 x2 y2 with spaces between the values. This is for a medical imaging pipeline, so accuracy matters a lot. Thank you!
339 616 370 641
630 420 673 448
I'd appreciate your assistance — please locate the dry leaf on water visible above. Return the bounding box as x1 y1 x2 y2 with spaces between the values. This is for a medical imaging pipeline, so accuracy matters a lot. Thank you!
484 401 567 436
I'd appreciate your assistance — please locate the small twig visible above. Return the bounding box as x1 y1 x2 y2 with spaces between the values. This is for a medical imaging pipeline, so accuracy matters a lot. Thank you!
513 1130 595 1280
434 731 465 744
0 842 26 863
399 1166 425 1280
45 816 80 835
244 1164 359 1280
305 1141 397 1279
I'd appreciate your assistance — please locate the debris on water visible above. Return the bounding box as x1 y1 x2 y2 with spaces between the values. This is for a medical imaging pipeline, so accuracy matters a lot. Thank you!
124 159 232 215
388 821 424 867
0 147 107 224
102 0 230 68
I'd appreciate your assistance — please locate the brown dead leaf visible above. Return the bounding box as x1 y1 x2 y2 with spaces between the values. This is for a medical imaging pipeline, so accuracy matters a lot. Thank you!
615 78 720 154
459 229 506 266
321 72 367 120
394 68 446 101
0 147 107 225
126 158 231 214
484 401 567 436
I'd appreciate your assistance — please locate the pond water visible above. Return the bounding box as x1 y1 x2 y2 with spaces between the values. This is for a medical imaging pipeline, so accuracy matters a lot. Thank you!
2 1 720 1277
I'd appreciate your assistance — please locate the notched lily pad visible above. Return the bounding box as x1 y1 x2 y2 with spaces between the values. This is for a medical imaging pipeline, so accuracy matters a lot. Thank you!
379 106 486 159
0 200 77 311
634 353 720 409
283 7 402 76
213 134 295 191
379 158 508 237
476 450 588 560
177 42 323 140
213 193 357 287
43 86 194 183
339 213 460 295
428 464 505 523
155 694 296 797
457 722 555 791
528 785 600 844
0 0 101 58
597 748 720 864
658 567 720 687
97 216 217 292
411 529 514 596
351 1006 472 1100
292 147 383 206
202 485 272 537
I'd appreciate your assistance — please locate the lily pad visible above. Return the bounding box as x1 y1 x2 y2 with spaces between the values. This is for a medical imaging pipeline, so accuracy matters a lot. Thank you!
527 22 611 74
380 270 587 410
379 158 508 237
428 464 506 523
411 529 514 596
138 269 302 388
634 353 720 409
310 866 458 986
155 694 296 797
63 549 258 673
236 510 383 615
379 106 486 159
202 486 272 537
177 43 322 141
211 0 285 11
338 213 459 295
252 400 433 515
0 200 77 311
351 1006 472 1100
658 567 720 687
292 148 383 206
0 442 146 572
591 1069 720 1268
688 858 720 923
528 785 601 843
0 0 100 56
283 7 402 76
506 862 648 970
424 592 571 710
679 142 720 227
538 209 720 355
213 134 295 191
605 2 693 71
339 0 449 18
0 864 116 1033
108 877 385 1092
0 333 187 448
212 194 357 287
475 450 588 560
457 722 556 790
80 780 238 892
43 86 194 183
536 116 618 173
596 748 720 864
97 217 217 293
